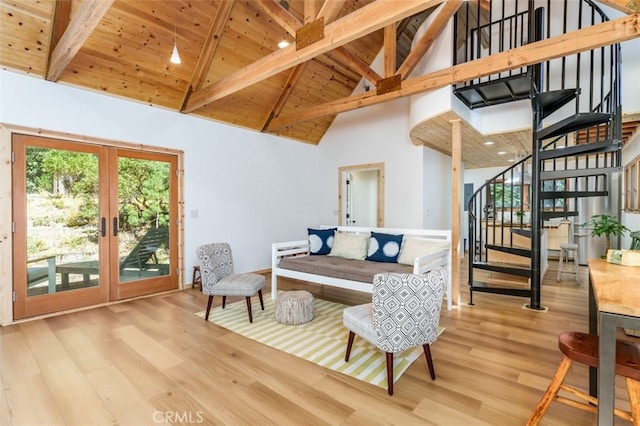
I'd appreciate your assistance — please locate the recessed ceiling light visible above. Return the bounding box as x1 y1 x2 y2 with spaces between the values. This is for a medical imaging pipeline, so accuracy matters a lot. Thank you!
484 141 495 146
278 40 290 49
497 151 507 155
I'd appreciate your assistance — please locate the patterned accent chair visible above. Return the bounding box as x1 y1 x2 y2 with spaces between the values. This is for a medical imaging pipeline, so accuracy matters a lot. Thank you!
196 243 265 322
343 270 447 395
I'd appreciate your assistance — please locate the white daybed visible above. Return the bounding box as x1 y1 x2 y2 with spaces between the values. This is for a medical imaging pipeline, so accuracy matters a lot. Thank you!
271 226 453 310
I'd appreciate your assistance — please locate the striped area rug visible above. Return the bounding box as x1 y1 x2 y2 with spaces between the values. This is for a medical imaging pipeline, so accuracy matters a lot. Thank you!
196 294 444 390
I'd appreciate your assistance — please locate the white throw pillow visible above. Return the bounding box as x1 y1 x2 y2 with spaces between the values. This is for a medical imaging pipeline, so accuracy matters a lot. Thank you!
328 232 369 260
397 238 449 265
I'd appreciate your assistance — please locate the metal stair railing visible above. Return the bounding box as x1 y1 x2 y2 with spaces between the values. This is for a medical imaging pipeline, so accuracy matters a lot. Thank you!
458 0 622 308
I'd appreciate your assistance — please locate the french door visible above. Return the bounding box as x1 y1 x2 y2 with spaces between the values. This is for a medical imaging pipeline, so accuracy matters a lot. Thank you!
12 134 178 319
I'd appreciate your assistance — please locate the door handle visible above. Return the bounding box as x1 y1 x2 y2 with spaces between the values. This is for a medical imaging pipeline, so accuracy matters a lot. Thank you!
101 217 106 237
113 217 118 237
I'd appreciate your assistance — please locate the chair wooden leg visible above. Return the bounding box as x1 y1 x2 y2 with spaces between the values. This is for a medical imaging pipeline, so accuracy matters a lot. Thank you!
527 356 573 426
423 344 436 380
258 289 264 311
627 378 640 426
345 331 355 362
386 352 394 395
222 296 227 309
245 296 253 323
204 295 214 321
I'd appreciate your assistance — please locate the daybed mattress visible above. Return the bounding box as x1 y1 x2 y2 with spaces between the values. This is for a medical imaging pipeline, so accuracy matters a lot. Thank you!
278 255 412 283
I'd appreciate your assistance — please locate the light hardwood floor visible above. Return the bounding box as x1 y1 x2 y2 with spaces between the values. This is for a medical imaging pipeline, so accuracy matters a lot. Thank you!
1 259 635 425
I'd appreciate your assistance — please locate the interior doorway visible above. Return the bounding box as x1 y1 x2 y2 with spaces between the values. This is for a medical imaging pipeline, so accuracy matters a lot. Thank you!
338 163 385 227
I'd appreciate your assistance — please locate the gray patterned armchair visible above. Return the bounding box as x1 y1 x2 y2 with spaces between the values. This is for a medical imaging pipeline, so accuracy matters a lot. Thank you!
343 270 447 395
196 243 265 322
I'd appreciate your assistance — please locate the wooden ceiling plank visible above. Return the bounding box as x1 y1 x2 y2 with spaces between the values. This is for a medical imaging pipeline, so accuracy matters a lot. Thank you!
256 0 302 36
46 0 115 81
596 0 640 14
267 13 640 130
183 0 235 106
332 46 383 84
398 0 464 79
184 0 446 112
384 25 396 77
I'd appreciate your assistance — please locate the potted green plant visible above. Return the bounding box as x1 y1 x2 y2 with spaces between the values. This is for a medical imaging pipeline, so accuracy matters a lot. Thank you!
581 214 629 257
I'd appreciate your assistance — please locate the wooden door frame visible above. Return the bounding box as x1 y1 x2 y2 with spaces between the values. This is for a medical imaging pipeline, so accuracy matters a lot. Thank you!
0 124 185 325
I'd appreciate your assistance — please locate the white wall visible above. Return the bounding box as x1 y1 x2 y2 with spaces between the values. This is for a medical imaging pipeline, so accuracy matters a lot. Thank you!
315 99 436 228
0 70 320 282
423 148 453 229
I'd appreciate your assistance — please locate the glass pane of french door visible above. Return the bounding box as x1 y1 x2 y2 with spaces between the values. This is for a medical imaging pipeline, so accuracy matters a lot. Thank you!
110 149 178 300
13 135 109 319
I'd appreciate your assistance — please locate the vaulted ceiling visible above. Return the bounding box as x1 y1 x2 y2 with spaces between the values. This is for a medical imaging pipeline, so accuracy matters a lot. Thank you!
1 0 639 169
0 0 446 142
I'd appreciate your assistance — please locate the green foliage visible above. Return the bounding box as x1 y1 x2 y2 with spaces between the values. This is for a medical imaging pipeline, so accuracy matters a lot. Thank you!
26 147 98 195
66 197 98 227
51 198 65 209
26 147 170 235
118 158 170 232
27 237 48 254
581 214 629 255
32 216 52 227
490 183 523 208
26 147 47 193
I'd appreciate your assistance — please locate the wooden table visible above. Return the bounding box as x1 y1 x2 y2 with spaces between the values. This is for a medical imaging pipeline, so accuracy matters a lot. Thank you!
588 258 640 425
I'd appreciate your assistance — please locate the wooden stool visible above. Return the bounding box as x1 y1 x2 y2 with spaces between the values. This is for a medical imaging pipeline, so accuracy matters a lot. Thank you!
557 243 579 283
192 266 202 290
275 291 314 325
527 331 640 425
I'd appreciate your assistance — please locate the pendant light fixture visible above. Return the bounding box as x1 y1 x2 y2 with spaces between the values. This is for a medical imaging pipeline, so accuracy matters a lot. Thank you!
170 14 181 64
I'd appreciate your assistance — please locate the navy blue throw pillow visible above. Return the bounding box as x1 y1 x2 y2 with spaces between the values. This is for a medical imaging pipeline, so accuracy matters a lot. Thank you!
366 231 403 263
308 228 336 255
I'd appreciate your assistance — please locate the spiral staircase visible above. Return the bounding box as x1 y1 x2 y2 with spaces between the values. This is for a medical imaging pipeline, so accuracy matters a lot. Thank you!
457 0 622 309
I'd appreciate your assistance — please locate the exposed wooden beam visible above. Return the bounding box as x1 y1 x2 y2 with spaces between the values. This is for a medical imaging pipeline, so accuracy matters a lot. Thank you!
182 0 234 106
261 63 308 131
316 0 346 23
258 0 346 131
383 25 396 77
256 0 301 36
332 46 383 84
46 0 114 81
48 0 72 67
304 0 320 24
267 13 640 130
184 0 445 113
398 0 463 79
259 0 348 132
597 0 640 14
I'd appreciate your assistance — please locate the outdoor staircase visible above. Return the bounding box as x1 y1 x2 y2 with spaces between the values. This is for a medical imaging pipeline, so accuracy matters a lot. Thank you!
456 0 622 309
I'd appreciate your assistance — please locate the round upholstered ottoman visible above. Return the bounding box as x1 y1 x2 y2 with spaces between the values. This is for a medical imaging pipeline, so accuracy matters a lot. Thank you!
275 290 314 325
